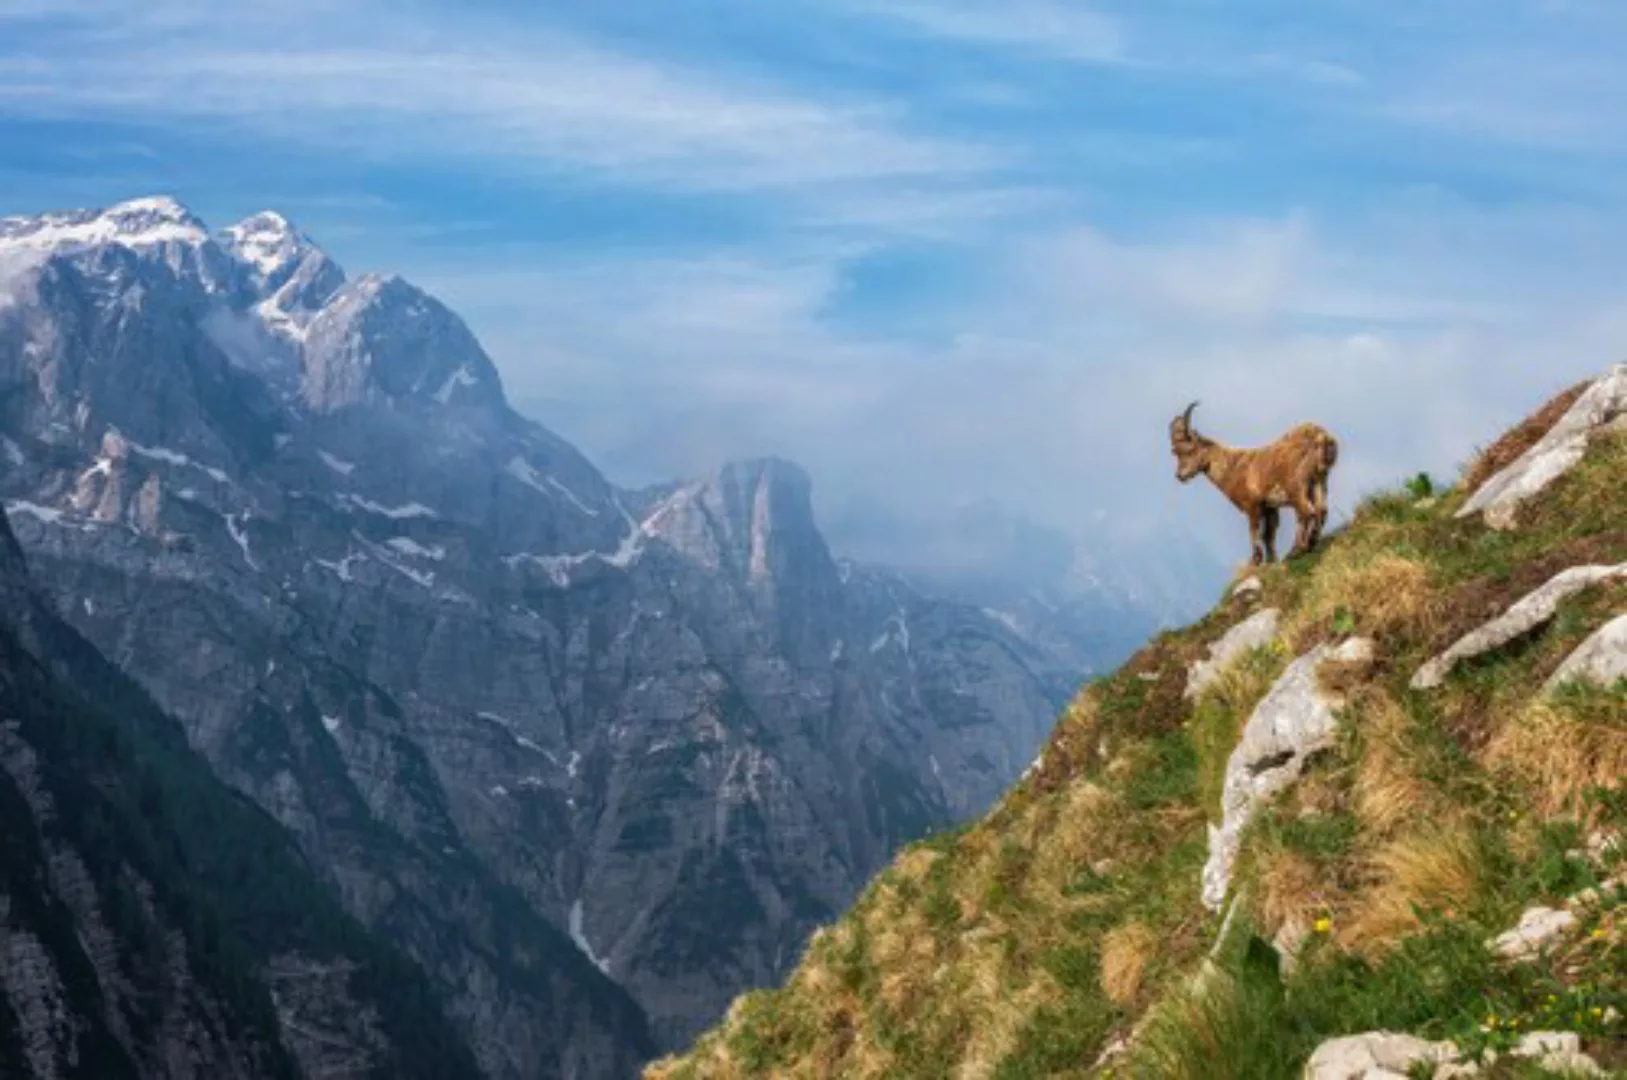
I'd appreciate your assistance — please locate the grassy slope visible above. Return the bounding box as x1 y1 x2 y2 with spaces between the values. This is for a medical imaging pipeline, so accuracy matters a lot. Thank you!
650 388 1627 1080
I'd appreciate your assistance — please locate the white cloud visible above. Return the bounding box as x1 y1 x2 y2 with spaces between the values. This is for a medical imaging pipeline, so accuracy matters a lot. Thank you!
433 191 1627 577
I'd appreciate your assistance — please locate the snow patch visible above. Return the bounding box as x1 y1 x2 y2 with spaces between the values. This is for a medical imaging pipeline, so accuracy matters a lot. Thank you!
341 494 437 520
870 610 912 654
503 456 603 518
981 607 1023 635
318 450 355 476
567 751 582 779
321 714 341 733
433 364 479 405
568 899 611 975
547 476 601 517
503 516 645 587
224 511 259 570
386 536 445 561
315 551 367 582
505 455 551 496
127 440 229 484
0 436 22 466
8 500 62 524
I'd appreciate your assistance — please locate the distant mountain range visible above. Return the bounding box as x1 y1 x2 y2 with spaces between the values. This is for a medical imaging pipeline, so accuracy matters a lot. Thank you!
0 196 1194 1075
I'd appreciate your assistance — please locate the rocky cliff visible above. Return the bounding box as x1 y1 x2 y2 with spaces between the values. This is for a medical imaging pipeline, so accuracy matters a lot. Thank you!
0 486 482 1079
0 195 1089 1070
653 364 1627 1079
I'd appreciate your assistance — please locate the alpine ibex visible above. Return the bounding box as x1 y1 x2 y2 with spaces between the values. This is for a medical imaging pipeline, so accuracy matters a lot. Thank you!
1169 402 1339 565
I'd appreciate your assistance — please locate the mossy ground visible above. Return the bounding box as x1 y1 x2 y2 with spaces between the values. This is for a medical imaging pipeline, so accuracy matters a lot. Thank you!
650 395 1627 1079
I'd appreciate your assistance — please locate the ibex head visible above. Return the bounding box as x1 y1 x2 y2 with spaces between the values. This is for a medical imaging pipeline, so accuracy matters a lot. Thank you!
1169 400 1208 483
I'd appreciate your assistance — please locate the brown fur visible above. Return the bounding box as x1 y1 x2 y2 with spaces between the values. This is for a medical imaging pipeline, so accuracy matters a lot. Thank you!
1169 403 1339 565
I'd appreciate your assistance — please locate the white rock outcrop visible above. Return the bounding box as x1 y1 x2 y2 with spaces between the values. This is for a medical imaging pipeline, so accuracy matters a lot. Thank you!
1202 637 1374 911
1458 362 1627 530
1411 563 1627 690
1233 575 1264 600
1490 905 1577 961
1546 612 1627 693
1302 1031 1458 1079
1510 1031 1606 1077
1185 608 1281 701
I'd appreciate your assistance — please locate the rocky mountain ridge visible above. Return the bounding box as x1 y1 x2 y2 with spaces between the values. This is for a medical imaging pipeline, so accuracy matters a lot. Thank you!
0 195 1094 1072
0 479 483 1080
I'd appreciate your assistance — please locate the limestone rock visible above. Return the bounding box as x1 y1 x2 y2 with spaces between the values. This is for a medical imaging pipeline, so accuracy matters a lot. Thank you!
1412 564 1627 690
1546 612 1627 693
1302 1031 1458 1079
1186 608 1280 700
1458 362 1627 529
1202 637 1373 911
1510 1031 1605 1077
1490 905 1576 961
1233 575 1263 600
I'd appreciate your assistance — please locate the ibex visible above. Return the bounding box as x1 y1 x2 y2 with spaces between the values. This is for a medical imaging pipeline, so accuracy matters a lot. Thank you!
1169 402 1339 565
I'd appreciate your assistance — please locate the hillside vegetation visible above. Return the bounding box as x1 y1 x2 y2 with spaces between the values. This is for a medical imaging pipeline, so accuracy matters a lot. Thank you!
650 369 1627 1079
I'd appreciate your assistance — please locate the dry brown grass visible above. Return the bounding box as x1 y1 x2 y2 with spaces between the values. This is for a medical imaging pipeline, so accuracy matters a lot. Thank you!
1484 697 1627 824
1353 695 1443 837
1100 921 1159 1006
1339 824 1480 952
1459 378 1591 496
1258 849 1327 939
1287 552 1444 650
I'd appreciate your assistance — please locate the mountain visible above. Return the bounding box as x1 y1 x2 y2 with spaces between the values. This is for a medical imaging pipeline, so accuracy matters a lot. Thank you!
833 497 1226 679
0 196 1098 1069
653 365 1627 1078
0 476 483 1079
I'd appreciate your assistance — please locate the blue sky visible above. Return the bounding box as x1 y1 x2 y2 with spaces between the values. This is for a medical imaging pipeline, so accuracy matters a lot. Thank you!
4 0 1627 576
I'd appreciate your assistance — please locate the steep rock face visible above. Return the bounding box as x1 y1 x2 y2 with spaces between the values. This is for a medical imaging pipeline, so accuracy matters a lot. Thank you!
0 195 1085 1065
0 508 482 1080
302 274 506 415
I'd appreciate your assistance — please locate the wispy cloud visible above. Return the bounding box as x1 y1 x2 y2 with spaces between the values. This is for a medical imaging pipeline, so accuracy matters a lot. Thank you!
0 1 999 198
838 0 1129 64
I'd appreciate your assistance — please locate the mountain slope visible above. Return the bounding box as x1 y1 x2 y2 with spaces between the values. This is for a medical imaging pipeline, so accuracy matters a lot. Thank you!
651 365 1627 1078
0 195 1090 1067
0 498 481 1079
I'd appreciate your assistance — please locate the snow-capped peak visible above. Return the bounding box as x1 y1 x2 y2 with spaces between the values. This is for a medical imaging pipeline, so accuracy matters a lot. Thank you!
220 210 322 282
0 194 210 254
108 195 196 222
220 208 345 341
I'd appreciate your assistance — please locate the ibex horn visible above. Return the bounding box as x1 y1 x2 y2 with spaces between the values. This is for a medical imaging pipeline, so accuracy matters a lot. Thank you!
1179 400 1199 432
